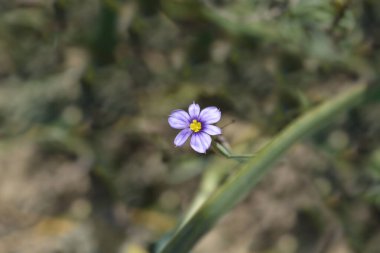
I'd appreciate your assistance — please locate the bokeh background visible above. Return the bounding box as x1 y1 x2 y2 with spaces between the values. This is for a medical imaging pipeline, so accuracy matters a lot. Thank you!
1 0 380 253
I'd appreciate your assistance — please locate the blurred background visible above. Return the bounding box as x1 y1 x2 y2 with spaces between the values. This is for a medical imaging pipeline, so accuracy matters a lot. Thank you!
1 0 380 252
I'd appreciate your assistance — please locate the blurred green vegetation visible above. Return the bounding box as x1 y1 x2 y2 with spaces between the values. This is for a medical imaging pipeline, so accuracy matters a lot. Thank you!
1 0 380 253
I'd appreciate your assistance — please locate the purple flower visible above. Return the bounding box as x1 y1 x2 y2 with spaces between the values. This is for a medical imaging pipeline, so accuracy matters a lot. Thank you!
168 102 222 153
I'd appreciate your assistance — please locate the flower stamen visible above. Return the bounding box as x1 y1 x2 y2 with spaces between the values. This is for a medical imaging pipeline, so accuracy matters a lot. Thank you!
190 119 202 133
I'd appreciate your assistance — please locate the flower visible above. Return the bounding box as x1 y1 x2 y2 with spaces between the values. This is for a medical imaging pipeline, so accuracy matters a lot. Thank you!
168 102 222 153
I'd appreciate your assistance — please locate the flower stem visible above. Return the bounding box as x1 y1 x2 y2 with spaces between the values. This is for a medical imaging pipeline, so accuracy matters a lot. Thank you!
157 83 380 253
214 142 254 162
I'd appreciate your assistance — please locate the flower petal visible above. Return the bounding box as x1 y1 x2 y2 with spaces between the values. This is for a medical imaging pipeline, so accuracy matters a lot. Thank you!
174 128 192 146
199 106 221 124
190 132 211 153
188 102 200 119
169 110 190 129
203 125 222 136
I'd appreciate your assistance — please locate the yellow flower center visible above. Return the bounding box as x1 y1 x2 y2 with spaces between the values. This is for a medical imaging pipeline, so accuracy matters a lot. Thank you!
190 119 202 133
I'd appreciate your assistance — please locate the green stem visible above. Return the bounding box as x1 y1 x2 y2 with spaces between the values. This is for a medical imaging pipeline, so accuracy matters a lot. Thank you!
214 142 254 162
158 83 379 253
